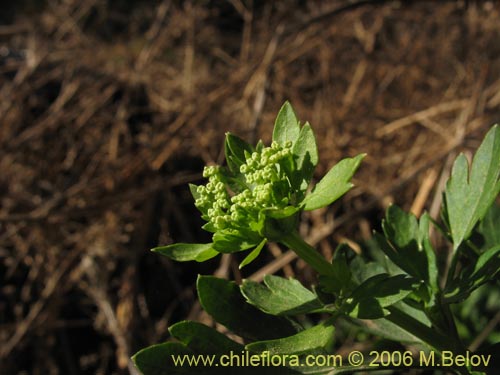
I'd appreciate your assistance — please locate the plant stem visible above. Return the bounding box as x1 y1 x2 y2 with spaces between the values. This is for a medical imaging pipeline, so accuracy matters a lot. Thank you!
279 231 335 276
385 306 453 352
386 307 471 374
445 247 459 289
387 306 469 374
438 293 463 348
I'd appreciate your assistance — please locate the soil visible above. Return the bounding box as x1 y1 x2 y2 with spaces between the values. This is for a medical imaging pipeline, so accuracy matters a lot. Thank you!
1 1 500 374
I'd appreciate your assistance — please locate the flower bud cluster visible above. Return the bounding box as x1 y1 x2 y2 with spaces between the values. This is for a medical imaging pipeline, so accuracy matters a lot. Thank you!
195 141 294 231
195 165 231 229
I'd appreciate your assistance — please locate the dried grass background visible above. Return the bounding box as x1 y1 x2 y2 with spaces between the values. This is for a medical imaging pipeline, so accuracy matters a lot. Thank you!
1 0 500 374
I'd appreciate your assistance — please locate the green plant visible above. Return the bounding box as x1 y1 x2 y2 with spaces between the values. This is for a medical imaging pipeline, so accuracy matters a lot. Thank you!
133 103 500 375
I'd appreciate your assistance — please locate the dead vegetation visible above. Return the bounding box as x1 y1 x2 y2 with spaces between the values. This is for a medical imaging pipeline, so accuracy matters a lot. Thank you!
1 1 500 373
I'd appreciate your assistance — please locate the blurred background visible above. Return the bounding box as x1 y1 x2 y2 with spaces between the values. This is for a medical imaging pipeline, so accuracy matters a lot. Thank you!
1 1 500 374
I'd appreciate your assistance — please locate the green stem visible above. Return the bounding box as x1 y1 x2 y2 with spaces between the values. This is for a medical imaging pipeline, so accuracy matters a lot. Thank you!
279 231 334 276
445 247 459 289
438 294 463 350
386 305 469 375
386 308 472 375
385 306 454 353
465 239 481 256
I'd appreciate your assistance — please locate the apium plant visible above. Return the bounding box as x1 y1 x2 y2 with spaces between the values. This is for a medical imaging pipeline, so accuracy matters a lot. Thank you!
133 103 500 375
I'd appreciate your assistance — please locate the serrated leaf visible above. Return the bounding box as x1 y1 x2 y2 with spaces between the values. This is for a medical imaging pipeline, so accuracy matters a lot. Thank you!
303 154 365 211
169 321 243 354
152 243 218 262
197 276 297 341
246 322 334 355
445 125 500 250
241 275 323 316
239 239 267 269
342 274 419 319
272 101 300 146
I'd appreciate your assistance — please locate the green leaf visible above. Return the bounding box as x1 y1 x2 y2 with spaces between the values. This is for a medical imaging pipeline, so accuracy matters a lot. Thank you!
383 205 419 250
246 322 334 355
169 321 243 354
272 101 300 146
134 323 294 375
189 183 208 217
348 301 429 344
349 253 387 285
318 244 354 297
293 123 318 167
132 342 193 375
380 206 437 288
472 246 500 277
264 205 301 219
197 276 297 341
291 123 318 192
342 274 420 319
478 202 500 250
189 183 201 202
303 154 365 211
349 316 422 344
241 275 323 316
213 230 259 253
419 213 439 291
239 239 267 269
445 245 500 303
445 125 500 250
225 132 253 173
152 243 218 262
201 222 217 233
